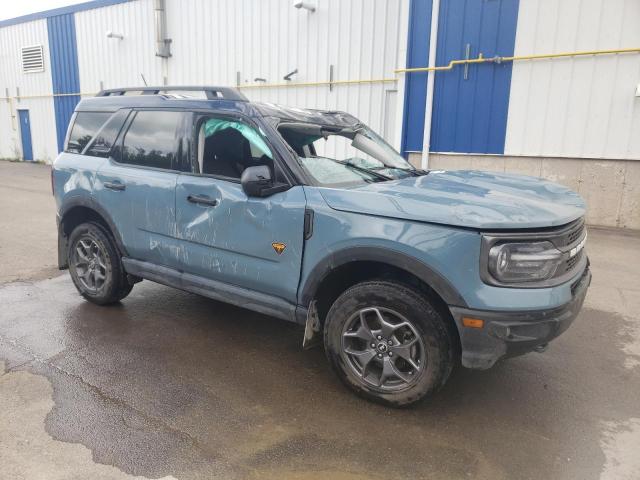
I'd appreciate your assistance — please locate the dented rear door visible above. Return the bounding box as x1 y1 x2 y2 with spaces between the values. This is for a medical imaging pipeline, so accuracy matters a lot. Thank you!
95 110 183 268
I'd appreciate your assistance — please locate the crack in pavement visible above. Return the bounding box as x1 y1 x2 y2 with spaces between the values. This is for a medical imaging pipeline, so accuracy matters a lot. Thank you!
0 333 216 460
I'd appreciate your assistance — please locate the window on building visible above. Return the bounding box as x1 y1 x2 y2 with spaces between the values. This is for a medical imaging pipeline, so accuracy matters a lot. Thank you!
195 116 274 179
120 111 183 170
65 112 112 154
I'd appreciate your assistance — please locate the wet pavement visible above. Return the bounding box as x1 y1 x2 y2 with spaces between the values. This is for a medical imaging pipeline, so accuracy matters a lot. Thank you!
1 161 639 479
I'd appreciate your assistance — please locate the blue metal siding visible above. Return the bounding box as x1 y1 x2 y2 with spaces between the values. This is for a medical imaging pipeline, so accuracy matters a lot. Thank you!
400 0 432 154
47 13 81 153
430 0 520 154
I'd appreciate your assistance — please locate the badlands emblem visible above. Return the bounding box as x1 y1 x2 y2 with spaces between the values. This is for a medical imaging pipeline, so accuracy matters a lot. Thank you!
272 242 286 255
569 231 587 258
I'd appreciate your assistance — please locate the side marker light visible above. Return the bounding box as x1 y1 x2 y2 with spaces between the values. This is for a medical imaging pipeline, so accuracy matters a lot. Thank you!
462 317 484 329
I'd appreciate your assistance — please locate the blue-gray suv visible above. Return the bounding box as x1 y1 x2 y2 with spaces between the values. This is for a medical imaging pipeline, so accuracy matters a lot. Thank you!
52 86 591 406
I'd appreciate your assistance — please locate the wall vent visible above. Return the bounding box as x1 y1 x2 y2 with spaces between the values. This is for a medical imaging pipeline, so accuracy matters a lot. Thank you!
21 45 44 73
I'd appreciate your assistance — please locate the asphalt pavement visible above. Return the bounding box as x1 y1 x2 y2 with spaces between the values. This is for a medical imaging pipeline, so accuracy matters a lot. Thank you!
1 160 639 480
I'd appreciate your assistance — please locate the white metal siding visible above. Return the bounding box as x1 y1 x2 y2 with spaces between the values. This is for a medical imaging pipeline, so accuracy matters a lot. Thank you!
168 0 406 157
75 0 164 91
74 0 407 156
505 0 640 160
0 19 58 161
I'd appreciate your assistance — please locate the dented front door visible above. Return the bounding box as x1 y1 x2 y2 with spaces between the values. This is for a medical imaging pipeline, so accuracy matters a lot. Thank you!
175 175 306 303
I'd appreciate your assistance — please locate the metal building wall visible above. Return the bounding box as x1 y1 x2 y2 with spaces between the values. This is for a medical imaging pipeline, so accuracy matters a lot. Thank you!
429 0 519 154
47 13 81 152
400 0 433 154
75 0 163 91
0 20 58 161
74 0 408 154
504 0 640 160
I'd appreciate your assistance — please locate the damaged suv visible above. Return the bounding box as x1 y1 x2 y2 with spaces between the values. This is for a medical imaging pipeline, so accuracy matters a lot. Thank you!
52 86 590 406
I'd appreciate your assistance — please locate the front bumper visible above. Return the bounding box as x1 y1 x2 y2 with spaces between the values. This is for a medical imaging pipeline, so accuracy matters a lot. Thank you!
450 265 592 370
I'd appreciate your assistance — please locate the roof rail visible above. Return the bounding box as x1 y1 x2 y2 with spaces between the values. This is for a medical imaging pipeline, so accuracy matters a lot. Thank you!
96 86 248 101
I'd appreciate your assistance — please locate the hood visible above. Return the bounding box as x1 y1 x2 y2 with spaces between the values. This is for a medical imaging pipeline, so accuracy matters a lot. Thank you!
319 170 586 229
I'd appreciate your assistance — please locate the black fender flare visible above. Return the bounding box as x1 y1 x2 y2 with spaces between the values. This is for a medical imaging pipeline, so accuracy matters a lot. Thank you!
298 246 468 308
57 196 128 267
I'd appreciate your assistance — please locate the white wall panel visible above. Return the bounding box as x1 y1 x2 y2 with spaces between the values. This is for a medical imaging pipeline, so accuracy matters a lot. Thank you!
75 0 164 92
74 0 406 153
165 0 407 155
4 0 407 161
505 0 640 160
0 19 58 161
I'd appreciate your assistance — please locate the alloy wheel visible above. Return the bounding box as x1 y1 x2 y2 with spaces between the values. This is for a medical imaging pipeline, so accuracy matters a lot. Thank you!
341 306 426 391
72 236 108 293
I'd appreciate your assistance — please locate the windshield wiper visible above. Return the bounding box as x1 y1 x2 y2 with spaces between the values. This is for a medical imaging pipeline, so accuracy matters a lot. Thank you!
336 160 394 181
405 168 430 177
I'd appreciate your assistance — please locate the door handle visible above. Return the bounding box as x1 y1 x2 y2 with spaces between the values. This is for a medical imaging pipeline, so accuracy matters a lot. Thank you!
187 194 218 207
104 181 125 191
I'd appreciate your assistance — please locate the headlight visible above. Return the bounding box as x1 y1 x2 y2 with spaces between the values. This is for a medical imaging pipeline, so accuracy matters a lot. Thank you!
488 241 563 283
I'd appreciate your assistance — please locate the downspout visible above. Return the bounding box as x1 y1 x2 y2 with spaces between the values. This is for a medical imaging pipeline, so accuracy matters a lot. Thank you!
154 0 171 58
154 0 171 84
420 0 440 169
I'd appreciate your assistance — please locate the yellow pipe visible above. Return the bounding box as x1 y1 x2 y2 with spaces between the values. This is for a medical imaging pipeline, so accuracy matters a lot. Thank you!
238 77 397 89
395 47 640 73
14 92 96 100
2 47 637 100
0 92 95 100
8 96 16 130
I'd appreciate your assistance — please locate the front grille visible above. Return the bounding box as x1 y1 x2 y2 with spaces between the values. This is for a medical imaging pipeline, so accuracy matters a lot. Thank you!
553 218 586 277
553 218 585 249
566 253 580 270
567 226 583 244
561 249 584 275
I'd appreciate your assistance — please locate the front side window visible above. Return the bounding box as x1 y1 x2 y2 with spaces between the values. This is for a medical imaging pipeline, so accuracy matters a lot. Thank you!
65 112 111 153
194 116 274 179
120 111 183 170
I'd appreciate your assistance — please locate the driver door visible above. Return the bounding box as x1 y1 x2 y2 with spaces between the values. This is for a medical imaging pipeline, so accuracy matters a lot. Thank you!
175 113 306 304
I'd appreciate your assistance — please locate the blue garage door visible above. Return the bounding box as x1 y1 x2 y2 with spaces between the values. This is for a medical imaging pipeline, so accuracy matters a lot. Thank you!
430 0 520 154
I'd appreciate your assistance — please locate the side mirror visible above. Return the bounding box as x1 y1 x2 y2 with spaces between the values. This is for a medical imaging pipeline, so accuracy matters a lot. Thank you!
241 165 273 197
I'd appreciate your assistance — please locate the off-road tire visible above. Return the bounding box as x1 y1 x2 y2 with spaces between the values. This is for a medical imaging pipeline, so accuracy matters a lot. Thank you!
68 222 133 305
324 280 455 407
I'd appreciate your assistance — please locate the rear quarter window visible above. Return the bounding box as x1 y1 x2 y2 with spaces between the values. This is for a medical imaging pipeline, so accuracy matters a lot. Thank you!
65 112 112 153
84 110 129 158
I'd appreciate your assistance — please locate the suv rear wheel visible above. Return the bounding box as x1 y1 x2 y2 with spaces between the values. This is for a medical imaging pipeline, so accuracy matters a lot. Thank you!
324 280 455 407
68 222 133 305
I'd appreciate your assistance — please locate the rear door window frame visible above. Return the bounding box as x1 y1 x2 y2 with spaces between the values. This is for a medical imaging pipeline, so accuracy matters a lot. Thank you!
111 108 190 173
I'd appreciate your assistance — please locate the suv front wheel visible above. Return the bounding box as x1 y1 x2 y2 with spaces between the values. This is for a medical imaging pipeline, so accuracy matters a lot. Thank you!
68 222 133 305
324 281 455 407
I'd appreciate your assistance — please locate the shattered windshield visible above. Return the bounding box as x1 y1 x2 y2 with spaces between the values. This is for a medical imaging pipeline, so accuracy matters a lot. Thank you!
277 121 422 187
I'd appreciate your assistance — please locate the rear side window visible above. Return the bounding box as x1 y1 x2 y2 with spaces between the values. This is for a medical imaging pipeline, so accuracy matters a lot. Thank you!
120 111 183 170
65 112 111 153
84 110 129 158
